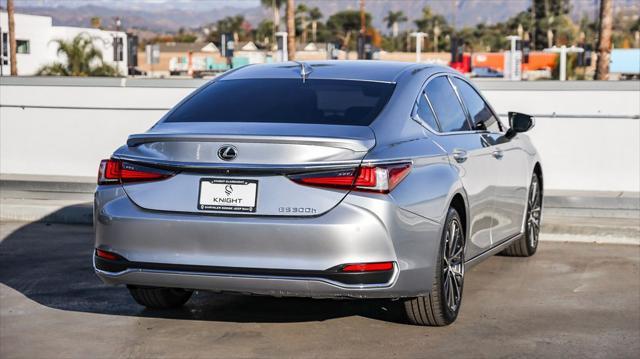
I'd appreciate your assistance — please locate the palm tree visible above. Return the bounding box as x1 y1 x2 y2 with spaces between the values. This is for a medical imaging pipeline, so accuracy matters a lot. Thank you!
7 0 17 75
36 33 120 77
308 7 322 43
296 3 309 45
261 0 285 45
595 0 613 80
384 10 407 38
286 0 296 60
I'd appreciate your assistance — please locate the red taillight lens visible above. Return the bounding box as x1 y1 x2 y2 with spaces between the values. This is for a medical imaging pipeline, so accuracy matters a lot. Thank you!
98 159 174 185
95 249 121 261
341 262 394 272
290 162 411 194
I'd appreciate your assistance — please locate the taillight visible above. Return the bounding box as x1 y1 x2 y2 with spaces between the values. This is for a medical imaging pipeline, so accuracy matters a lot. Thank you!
341 262 394 272
98 159 174 185
95 249 122 261
290 162 411 194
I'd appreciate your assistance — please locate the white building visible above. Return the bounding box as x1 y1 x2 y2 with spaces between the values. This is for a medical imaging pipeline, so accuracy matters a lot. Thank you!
0 12 127 76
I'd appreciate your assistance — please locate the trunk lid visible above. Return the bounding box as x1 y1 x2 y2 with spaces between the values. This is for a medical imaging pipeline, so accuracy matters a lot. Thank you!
114 122 375 216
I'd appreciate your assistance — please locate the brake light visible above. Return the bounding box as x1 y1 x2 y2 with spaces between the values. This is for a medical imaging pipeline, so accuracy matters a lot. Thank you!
98 159 174 185
290 163 411 194
341 262 394 272
95 249 122 261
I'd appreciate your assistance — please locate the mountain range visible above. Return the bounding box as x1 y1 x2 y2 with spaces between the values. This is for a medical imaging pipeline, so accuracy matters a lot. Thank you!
12 0 639 34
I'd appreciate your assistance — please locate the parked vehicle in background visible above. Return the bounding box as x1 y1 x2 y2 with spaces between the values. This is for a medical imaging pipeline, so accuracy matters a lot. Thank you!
471 66 503 78
610 49 640 80
93 61 543 326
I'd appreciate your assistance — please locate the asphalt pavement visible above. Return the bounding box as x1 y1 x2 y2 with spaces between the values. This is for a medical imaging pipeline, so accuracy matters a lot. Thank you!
1 221 639 358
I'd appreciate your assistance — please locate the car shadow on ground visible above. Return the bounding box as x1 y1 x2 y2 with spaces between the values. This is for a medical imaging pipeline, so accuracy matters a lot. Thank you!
0 217 408 324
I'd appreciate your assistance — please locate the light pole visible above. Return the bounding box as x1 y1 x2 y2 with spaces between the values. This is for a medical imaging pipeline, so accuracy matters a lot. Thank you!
275 32 288 62
411 32 427 62
544 45 584 81
505 35 522 81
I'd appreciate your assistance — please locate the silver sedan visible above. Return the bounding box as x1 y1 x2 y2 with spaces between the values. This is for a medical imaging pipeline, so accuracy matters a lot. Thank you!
93 61 543 326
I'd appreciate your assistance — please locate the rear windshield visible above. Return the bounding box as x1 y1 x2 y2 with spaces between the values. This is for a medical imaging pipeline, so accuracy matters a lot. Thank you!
164 78 396 126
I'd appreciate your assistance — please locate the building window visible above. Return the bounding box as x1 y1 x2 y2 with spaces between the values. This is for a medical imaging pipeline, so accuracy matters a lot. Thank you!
16 39 30 54
1 33 7 65
113 37 123 61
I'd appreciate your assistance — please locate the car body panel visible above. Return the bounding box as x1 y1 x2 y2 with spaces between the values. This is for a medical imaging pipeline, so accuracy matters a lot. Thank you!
94 61 542 299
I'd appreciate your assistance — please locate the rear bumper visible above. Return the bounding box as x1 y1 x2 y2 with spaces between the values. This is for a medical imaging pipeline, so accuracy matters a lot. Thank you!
94 189 443 298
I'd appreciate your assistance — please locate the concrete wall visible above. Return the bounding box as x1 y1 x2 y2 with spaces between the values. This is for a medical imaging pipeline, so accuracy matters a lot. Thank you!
1 77 638 192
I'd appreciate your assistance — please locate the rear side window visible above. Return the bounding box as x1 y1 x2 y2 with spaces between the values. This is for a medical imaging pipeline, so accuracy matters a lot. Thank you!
453 78 501 132
164 78 396 126
425 76 470 132
414 93 440 131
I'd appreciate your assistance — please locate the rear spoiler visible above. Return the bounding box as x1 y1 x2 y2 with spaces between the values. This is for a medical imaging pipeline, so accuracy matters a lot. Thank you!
126 133 374 152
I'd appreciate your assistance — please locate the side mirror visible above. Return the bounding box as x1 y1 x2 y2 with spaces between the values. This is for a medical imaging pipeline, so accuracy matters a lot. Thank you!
505 112 534 139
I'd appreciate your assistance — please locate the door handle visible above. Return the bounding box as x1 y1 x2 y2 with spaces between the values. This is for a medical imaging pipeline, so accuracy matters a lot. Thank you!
452 149 468 163
492 149 504 160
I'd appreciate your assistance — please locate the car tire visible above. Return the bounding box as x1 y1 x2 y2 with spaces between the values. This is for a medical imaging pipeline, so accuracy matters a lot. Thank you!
128 286 193 309
501 172 542 257
402 206 465 326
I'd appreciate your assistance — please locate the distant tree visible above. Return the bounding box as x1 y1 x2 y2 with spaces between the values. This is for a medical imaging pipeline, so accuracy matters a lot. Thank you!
308 7 322 42
327 10 372 51
173 27 197 43
90 16 102 29
296 3 309 45
216 15 246 42
36 33 120 77
415 6 452 52
384 10 407 38
255 19 274 46
261 0 285 44
531 0 572 50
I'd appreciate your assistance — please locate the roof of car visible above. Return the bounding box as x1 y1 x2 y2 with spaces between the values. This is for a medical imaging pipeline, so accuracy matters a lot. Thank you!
219 60 438 83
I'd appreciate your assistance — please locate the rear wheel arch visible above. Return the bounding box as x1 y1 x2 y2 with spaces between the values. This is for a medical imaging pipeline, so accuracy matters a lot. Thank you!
533 162 543 195
449 192 468 242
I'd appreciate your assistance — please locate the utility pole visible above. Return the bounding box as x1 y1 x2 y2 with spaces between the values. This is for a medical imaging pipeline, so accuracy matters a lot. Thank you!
595 0 612 80
286 0 295 61
7 0 17 75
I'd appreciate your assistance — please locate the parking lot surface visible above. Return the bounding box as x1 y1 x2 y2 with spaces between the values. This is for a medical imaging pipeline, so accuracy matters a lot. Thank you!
1 221 639 358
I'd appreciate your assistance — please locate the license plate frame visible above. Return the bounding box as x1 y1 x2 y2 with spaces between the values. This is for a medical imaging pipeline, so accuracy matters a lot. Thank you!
198 178 258 213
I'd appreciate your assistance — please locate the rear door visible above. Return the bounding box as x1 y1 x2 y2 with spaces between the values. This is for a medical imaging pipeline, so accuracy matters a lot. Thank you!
452 77 528 243
423 75 502 258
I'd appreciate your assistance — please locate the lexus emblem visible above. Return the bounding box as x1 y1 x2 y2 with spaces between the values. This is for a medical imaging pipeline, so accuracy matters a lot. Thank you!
217 145 238 161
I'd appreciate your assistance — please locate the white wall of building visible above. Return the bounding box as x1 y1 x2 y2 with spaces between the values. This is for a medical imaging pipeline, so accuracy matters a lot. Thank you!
0 79 638 193
0 12 127 75
0 12 52 75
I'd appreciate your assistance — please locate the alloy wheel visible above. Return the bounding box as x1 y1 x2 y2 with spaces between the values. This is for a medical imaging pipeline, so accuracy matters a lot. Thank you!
527 176 542 248
443 217 465 313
